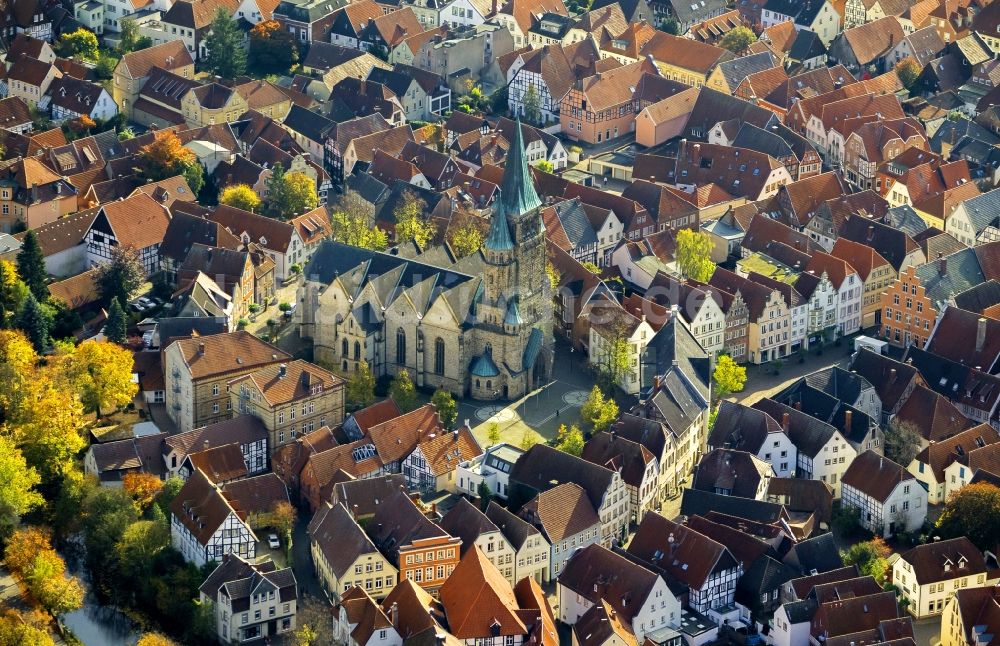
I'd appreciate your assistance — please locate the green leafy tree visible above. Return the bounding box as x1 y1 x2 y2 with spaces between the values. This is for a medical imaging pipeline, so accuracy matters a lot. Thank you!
546 261 560 291
394 192 435 248
676 229 716 282
248 20 298 74
448 218 485 258
23 550 84 616
263 164 319 220
884 418 922 467
895 58 921 90
58 28 99 60
477 480 493 511
346 360 376 410
660 16 680 34
17 293 49 352
16 231 47 302
115 520 170 582
718 26 757 53
153 476 184 519
95 54 118 80
535 159 554 173
554 424 585 456
94 245 144 309
519 428 539 450
390 369 417 412
431 389 457 429
522 84 541 124
105 299 127 344
841 538 892 583
712 354 746 400
487 422 502 447
81 486 140 601
118 18 153 54
935 482 1000 550
330 210 389 250
580 385 618 434
204 8 247 78
46 299 82 341
595 325 631 392
0 437 43 536
0 260 28 327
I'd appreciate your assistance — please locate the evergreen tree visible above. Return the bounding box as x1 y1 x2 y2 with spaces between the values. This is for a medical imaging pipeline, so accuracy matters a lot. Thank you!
262 163 288 219
204 8 246 79
105 299 127 344
16 231 47 302
17 293 49 352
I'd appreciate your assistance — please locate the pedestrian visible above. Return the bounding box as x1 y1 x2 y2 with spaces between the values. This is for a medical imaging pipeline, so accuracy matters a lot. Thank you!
556 408 560 417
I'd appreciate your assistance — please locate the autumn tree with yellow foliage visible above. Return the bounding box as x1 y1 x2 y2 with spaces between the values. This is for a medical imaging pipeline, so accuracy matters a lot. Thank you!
66 340 138 417
219 184 261 212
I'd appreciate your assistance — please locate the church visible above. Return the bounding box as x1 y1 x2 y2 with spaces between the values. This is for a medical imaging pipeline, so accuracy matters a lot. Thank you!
298 123 553 401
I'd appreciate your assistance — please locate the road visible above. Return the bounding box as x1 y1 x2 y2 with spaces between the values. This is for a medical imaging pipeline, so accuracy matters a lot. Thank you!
734 344 855 405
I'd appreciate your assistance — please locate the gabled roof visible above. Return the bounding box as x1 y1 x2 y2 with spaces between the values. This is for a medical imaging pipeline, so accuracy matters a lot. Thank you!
118 41 193 79
93 193 170 251
168 331 289 380
170 468 254 546
440 547 526 639
367 489 453 563
627 512 736 589
893 384 971 443
898 537 989 584
708 400 784 453
692 448 772 498
558 544 659 624
841 451 913 502
518 482 600 542
308 502 384 578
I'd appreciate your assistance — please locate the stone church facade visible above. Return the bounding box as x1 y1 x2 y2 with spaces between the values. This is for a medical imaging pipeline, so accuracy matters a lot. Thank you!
298 123 553 401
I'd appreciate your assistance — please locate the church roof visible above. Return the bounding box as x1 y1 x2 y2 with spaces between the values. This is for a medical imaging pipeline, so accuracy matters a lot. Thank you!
470 351 501 377
522 327 544 372
505 297 523 326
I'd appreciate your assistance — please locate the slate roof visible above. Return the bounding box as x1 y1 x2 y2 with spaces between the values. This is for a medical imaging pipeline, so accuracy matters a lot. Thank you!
708 400 784 453
510 444 616 512
691 448 772 498
783 533 844 575
485 501 542 551
753 398 838 458
715 52 776 90
367 489 453 565
898 537 989 585
627 512 736 589
308 502 384 578
849 348 922 414
680 488 788 525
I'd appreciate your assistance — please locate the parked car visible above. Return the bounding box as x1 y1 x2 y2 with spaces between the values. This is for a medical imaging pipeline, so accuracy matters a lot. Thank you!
268 534 280 550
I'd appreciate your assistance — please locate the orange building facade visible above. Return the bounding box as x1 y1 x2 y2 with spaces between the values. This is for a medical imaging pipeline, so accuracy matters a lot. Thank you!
880 265 936 348
399 534 462 595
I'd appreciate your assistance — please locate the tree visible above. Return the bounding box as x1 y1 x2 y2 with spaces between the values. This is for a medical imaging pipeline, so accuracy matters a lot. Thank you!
0 260 28 327
67 115 96 138
263 164 319 220
884 418 922 467
105 298 127 344
114 520 169 583
487 423 502 447
4 527 53 575
69 340 138 416
330 210 389 250
153 476 184 519
204 8 247 78
0 610 55 646
46 299 82 341
581 261 600 274
23 549 84 616
935 482 1000 551
431 389 458 429
118 18 153 54
136 130 203 195
123 472 164 511
580 385 619 434
248 20 298 74
58 28 99 60
535 159 553 173
271 501 296 541
522 84 541 125
546 261 560 291
8 384 85 486
0 331 37 422
659 16 680 34
0 441 42 536
675 229 715 282
390 369 417 412
596 327 630 392
95 54 117 80
294 595 335 645
895 58 921 90
712 354 746 400
719 26 757 53
394 192 435 248
219 184 261 212
94 245 144 309
137 634 177 646
17 293 49 352
841 538 892 583
345 361 376 410
554 424 585 456
477 480 493 511
519 428 539 450
16 231 47 302
448 218 485 258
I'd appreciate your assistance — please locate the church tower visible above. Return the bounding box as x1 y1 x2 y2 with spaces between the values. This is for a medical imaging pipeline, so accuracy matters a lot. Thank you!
472 120 552 400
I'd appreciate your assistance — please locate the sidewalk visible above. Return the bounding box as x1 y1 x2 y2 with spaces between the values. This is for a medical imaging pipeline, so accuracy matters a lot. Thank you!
735 344 855 405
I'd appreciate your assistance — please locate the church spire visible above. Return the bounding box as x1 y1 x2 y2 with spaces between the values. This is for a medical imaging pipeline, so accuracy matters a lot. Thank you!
498 118 543 218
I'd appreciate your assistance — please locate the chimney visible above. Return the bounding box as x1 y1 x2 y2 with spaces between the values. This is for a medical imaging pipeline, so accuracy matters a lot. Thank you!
431 502 438 516
453 429 459 442
890 368 897 380
938 252 947 276
278 363 287 378
198 342 206 355
390 602 399 627
352 503 359 519
203 439 209 450
844 409 853 433
866 225 874 242
301 370 311 388
782 412 790 432
977 317 987 352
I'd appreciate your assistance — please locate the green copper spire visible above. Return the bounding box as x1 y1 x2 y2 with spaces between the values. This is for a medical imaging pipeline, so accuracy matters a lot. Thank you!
485 119 541 252
498 118 543 217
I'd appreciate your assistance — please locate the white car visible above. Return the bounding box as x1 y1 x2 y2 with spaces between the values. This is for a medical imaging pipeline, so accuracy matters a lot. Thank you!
267 534 280 550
